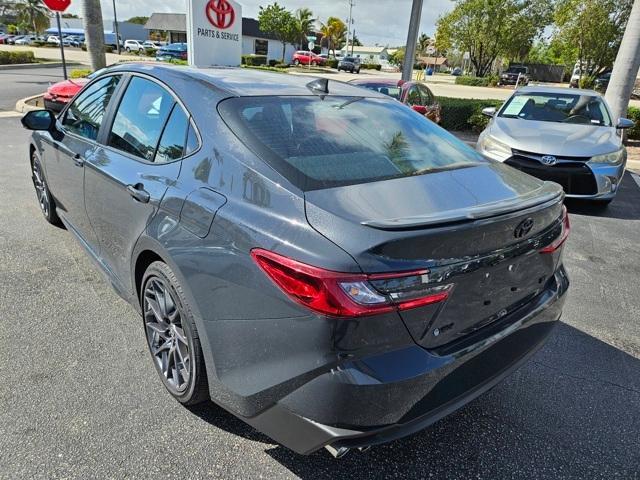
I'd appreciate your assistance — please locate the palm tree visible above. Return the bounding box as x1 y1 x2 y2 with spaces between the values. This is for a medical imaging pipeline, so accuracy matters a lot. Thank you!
320 17 346 57
605 0 640 125
417 33 430 56
81 0 106 70
294 8 314 49
15 0 49 34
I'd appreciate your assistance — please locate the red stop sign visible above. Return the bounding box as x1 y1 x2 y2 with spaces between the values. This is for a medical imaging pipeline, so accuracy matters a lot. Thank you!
43 0 71 12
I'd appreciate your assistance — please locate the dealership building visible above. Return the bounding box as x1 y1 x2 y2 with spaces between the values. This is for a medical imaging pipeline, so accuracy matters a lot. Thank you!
144 13 296 63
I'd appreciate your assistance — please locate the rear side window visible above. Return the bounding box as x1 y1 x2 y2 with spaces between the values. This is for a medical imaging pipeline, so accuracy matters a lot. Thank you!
108 77 174 161
155 105 189 163
219 96 485 191
62 75 121 141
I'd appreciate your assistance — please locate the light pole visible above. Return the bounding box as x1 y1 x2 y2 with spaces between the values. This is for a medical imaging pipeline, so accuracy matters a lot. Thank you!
402 0 423 81
112 0 121 55
345 0 354 57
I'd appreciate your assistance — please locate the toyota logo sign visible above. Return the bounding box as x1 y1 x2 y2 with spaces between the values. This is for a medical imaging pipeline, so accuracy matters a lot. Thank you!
541 155 557 166
206 0 235 29
514 218 534 239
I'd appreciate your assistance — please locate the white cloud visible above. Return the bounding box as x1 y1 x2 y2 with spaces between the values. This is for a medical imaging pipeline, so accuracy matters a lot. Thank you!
67 0 451 47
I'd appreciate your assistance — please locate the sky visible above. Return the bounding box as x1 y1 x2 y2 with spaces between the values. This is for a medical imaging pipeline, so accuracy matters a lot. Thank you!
66 0 453 47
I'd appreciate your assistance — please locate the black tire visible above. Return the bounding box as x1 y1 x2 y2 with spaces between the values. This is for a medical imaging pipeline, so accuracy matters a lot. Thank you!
30 152 63 227
356 68 360 74
311 61 317 66
593 199 612 209
294 59 300 66
141 261 209 406
125 47 130 53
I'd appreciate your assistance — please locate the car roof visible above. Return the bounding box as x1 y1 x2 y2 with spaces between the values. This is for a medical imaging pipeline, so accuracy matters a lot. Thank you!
516 85 602 97
104 63 389 98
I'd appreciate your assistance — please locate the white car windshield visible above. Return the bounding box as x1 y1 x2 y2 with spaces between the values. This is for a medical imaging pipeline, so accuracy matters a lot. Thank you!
499 92 612 126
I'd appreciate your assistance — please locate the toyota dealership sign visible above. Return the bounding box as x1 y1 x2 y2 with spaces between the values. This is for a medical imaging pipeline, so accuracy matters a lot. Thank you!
187 0 242 67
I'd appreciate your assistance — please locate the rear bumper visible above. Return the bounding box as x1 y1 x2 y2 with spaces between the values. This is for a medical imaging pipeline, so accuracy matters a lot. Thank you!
240 266 569 454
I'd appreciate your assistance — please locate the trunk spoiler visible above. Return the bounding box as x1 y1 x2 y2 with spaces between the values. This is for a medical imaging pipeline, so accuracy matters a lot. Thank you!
361 182 563 230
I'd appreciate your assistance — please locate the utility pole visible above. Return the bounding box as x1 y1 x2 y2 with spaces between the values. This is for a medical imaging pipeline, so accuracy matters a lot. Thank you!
81 0 107 70
112 0 121 55
605 0 640 124
402 0 423 81
55 11 67 79
345 0 354 57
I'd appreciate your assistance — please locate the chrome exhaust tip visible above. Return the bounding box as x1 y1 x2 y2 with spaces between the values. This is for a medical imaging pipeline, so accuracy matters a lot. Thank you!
325 445 350 458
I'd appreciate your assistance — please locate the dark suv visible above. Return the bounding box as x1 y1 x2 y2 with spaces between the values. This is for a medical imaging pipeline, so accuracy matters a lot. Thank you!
21 64 569 458
338 56 361 73
499 66 530 86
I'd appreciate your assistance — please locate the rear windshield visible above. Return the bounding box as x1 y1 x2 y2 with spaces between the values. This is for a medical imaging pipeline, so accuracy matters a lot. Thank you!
506 67 527 74
498 92 612 126
218 96 485 191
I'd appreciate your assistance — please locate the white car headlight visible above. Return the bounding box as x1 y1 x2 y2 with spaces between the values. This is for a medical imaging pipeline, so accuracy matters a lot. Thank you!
589 148 624 165
479 135 512 160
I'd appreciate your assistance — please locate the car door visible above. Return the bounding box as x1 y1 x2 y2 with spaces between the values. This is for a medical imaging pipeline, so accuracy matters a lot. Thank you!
47 74 122 247
84 75 189 292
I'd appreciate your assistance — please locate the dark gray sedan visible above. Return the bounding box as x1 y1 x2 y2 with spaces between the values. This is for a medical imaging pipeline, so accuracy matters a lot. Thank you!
21 64 569 457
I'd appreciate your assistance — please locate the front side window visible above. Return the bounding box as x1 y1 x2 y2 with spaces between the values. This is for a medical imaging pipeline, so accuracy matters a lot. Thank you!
108 77 175 161
358 83 402 101
62 75 121 141
499 92 612 126
219 96 485 191
418 85 434 105
405 86 423 106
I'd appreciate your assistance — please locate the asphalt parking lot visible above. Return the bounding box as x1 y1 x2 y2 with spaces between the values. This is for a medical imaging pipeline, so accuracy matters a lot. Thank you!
0 95 639 478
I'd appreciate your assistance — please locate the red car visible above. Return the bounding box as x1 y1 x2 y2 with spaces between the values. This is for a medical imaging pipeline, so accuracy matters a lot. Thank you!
348 78 442 123
292 51 326 67
43 77 90 112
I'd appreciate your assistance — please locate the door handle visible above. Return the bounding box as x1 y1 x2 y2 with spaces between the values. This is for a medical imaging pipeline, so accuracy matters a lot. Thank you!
73 153 84 167
126 184 150 203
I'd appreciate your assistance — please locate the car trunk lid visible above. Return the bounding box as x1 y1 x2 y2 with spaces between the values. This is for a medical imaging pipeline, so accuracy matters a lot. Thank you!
304 163 564 349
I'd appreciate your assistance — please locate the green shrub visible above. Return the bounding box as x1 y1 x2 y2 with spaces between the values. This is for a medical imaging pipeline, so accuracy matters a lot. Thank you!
579 75 595 89
241 54 267 66
274 63 289 69
0 50 35 65
32 40 46 47
437 97 504 132
360 63 381 70
104 45 114 53
70 68 92 79
268 59 278 67
455 76 491 87
143 48 155 57
326 59 338 69
626 106 640 140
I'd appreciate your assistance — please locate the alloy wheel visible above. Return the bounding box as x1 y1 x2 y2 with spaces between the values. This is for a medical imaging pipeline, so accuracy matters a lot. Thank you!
143 277 191 394
32 160 49 217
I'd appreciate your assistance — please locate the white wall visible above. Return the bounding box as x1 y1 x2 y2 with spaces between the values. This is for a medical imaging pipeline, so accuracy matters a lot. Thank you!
242 35 295 63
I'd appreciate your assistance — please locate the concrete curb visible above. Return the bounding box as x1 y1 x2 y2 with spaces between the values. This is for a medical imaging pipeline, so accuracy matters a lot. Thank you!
15 94 45 113
0 62 79 70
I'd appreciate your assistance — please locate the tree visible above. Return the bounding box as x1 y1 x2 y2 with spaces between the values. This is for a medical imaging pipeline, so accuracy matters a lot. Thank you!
293 8 314 49
258 3 298 62
81 0 106 70
126 16 149 25
351 33 362 47
319 17 346 56
389 47 406 67
15 0 49 34
417 33 430 56
552 0 633 78
61 13 79 18
605 0 640 123
436 0 552 77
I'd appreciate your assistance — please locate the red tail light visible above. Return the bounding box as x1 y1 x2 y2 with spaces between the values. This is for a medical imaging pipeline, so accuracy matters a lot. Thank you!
251 249 452 317
540 205 570 254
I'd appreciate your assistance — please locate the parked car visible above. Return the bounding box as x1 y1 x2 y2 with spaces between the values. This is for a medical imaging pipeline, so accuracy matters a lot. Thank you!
451 66 463 76
142 40 163 50
0 34 13 44
22 64 570 458
593 72 611 93
14 35 37 45
477 86 634 205
7 35 24 45
292 50 326 66
499 66 530 86
156 42 188 61
66 35 83 47
124 39 145 53
43 77 90 112
349 78 441 123
337 56 361 73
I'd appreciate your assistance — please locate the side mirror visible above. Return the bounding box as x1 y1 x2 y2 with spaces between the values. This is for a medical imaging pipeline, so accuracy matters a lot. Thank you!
21 110 56 131
616 117 635 129
411 105 428 115
481 107 497 118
